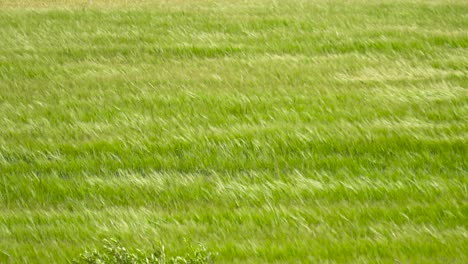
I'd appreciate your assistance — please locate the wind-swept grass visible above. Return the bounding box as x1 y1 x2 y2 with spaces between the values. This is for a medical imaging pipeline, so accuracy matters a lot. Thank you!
0 0 467 263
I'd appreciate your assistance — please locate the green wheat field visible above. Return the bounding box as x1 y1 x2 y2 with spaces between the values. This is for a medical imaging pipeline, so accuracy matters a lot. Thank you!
0 0 467 263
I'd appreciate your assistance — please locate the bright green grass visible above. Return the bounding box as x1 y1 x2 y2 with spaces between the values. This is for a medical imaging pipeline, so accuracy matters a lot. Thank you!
0 0 467 263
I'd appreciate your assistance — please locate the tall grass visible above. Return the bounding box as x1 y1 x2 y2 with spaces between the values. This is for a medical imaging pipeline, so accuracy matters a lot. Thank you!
0 0 467 263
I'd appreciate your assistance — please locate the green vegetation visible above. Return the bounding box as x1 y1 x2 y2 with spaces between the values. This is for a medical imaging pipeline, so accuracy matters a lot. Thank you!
73 239 214 264
0 0 467 263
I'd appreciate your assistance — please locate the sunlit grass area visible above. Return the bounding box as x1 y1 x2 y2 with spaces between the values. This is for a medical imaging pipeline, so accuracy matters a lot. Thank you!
0 0 467 263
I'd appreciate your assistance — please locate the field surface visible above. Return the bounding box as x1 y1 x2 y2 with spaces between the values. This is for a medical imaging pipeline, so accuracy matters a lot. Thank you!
0 0 467 263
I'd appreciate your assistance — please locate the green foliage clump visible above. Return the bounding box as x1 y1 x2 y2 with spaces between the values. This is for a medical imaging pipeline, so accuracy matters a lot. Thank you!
73 239 215 264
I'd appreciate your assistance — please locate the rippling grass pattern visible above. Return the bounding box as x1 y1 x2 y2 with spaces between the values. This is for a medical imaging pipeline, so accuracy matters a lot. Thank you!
0 0 467 263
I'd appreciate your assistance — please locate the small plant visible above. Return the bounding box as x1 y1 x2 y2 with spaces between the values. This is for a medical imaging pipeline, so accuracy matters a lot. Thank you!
73 239 215 264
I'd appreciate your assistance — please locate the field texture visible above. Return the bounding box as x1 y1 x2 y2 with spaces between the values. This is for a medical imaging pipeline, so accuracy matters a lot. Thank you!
0 0 467 263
